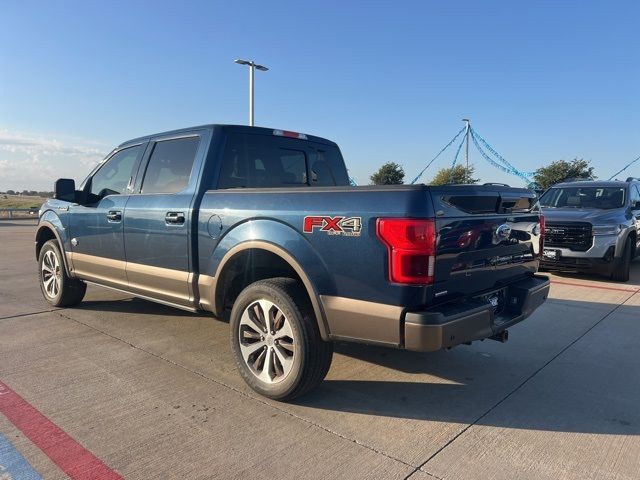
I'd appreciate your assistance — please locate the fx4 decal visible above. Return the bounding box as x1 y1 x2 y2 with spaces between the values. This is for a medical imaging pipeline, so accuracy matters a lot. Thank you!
303 216 363 237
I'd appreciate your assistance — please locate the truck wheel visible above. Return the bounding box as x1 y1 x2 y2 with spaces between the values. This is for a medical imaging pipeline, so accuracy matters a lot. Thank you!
230 277 333 400
38 240 86 307
611 239 632 282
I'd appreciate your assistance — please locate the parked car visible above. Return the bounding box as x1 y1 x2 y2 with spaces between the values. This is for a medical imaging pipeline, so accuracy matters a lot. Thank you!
35 124 549 399
539 178 640 281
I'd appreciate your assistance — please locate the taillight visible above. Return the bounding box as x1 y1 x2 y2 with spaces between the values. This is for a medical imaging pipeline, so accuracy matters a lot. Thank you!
538 214 545 255
376 218 436 285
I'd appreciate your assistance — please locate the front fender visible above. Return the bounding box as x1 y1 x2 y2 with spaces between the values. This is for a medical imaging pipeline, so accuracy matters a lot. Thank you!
205 219 335 339
36 210 72 276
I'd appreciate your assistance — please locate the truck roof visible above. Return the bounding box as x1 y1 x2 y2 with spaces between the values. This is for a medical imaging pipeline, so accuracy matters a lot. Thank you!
119 124 338 149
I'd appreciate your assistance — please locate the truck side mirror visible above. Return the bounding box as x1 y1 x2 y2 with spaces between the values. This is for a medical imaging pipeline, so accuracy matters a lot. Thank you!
54 178 77 202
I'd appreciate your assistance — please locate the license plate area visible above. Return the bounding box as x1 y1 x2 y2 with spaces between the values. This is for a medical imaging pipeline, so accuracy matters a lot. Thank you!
543 248 560 260
474 287 508 315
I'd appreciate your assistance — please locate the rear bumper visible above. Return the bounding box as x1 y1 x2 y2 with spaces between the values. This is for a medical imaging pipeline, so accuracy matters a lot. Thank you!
403 275 550 352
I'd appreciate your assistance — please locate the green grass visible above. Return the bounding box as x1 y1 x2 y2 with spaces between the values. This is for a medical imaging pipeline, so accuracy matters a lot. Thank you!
0 195 48 209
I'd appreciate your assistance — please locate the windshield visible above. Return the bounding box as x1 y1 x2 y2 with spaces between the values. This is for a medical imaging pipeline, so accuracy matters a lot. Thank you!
540 186 626 209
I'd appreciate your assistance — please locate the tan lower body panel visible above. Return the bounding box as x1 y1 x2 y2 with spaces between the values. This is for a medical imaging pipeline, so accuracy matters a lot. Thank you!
69 252 128 290
197 274 216 312
126 262 193 306
70 252 193 307
320 295 403 346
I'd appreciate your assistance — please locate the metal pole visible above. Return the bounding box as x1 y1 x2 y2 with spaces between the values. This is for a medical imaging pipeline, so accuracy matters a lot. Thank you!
235 59 268 126
463 119 470 182
249 63 255 127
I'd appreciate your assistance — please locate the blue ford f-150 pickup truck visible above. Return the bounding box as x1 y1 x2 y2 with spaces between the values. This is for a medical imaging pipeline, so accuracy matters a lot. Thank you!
36 124 549 399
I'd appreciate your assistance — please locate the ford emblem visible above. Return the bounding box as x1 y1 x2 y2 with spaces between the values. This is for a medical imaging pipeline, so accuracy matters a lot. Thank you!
496 224 512 239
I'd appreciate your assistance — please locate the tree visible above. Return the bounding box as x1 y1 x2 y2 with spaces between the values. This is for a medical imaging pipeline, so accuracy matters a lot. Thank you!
533 158 595 190
370 162 405 185
429 164 479 185
6 190 15 195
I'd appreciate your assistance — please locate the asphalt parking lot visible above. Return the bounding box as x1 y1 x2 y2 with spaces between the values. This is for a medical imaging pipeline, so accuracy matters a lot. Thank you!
1 220 639 480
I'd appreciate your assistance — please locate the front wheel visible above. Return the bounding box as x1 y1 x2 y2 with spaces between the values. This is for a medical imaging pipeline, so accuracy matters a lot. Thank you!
229 278 333 400
611 239 632 282
38 240 86 307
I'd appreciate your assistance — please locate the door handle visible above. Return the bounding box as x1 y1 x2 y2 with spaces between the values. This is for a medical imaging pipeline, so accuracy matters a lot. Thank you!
165 212 185 225
106 210 122 222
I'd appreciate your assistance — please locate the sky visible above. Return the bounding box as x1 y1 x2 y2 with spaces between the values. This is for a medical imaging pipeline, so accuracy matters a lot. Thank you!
1 0 639 191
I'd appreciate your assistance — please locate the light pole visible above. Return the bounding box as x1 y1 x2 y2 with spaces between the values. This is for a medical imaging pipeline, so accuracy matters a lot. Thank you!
462 118 470 182
234 59 269 126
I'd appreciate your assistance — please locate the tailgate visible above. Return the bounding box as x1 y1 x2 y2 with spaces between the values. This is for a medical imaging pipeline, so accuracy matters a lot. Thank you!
428 185 542 302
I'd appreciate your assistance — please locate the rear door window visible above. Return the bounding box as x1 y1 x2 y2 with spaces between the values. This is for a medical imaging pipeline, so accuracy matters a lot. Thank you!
141 137 200 194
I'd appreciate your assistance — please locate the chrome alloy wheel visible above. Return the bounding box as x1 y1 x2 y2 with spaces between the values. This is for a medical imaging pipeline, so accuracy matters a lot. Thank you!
238 299 296 384
41 250 61 299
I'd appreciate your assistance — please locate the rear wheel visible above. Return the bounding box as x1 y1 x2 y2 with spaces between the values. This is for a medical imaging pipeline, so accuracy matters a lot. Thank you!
611 239 632 282
38 240 86 307
230 278 333 400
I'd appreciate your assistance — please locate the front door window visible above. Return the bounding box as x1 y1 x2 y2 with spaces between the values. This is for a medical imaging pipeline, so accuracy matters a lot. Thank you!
89 146 141 200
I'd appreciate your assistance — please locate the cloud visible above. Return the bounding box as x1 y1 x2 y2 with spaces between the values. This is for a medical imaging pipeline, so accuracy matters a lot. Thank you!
0 129 110 191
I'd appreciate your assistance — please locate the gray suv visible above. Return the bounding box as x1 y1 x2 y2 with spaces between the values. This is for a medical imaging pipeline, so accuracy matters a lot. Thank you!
539 178 640 281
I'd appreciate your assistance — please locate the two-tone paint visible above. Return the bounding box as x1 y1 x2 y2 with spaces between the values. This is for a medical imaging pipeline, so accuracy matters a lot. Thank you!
36 124 548 352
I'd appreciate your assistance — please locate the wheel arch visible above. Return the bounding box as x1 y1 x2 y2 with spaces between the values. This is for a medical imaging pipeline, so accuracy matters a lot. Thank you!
201 219 335 341
212 241 331 340
35 218 72 276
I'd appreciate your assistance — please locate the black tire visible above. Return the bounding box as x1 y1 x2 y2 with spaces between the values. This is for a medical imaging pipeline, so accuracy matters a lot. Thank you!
38 239 86 307
230 277 333 400
611 239 632 282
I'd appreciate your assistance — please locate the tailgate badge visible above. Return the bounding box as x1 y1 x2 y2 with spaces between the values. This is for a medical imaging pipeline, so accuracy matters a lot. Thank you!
495 224 512 239
488 294 499 308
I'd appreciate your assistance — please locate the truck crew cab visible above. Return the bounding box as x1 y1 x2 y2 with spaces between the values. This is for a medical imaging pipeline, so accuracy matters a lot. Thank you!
36 125 550 400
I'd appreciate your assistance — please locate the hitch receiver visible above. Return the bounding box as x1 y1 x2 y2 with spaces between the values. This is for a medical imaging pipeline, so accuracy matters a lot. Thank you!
489 330 509 343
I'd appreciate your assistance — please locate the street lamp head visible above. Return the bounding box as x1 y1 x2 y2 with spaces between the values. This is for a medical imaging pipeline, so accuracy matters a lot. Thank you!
234 59 269 71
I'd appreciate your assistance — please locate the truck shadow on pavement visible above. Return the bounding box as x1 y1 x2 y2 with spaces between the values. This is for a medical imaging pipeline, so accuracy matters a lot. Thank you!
75 298 200 317
295 376 639 435
291 296 639 435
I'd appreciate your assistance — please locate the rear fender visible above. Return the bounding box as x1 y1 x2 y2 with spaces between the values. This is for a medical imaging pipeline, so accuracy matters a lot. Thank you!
204 219 334 340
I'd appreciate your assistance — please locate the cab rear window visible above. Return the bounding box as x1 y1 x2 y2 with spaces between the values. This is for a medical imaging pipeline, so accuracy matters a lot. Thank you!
217 134 348 189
